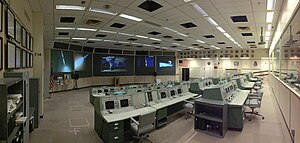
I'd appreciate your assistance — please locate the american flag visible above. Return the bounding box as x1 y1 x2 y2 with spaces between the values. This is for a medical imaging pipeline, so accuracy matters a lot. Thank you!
49 74 55 90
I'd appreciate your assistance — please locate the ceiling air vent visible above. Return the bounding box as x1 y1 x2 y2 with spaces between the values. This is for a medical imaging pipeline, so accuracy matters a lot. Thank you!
237 26 250 31
86 19 102 26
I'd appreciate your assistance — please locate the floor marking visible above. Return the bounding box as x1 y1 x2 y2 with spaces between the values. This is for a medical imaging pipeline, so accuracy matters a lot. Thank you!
69 128 80 135
184 132 197 143
68 117 90 128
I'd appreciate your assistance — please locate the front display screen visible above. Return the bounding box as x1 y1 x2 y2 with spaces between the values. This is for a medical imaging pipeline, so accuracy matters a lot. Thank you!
74 52 92 77
51 50 74 73
135 56 155 75
157 56 176 75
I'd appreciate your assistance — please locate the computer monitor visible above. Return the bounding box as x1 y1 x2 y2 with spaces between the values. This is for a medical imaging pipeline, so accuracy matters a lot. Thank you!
147 92 153 102
104 89 109 92
177 89 182 94
170 90 176 96
110 88 115 91
137 89 142 92
105 101 114 110
120 99 129 107
98 90 102 93
160 92 167 99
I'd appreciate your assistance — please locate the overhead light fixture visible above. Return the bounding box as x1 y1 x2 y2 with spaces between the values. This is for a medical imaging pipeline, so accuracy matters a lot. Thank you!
216 27 226 33
135 35 148 39
103 39 117 43
201 58 210 60
265 44 269 48
143 44 152 47
55 27 75 30
184 0 192 2
265 36 270 41
172 43 181 46
229 37 235 42
132 42 141 45
118 32 134 36
240 57 249 59
261 57 270 59
196 40 205 43
149 38 161 41
266 12 274 23
98 30 117 34
164 27 178 33
72 37 87 40
205 17 218 26
267 24 272 30
119 14 142 22
223 33 231 38
77 27 97 31
55 37 70 40
191 3 208 17
211 45 220 49
89 7 117 15
161 47 169 49
220 58 230 60
267 0 276 10
265 31 271 37
118 41 130 44
153 45 160 48
88 38 102 41
56 5 85 10
177 32 188 37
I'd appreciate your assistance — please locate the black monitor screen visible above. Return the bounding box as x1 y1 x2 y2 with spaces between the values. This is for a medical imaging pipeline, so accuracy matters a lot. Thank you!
170 90 175 96
161 92 167 99
98 90 102 93
120 99 129 107
177 89 182 94
105 101 114 110
147 92 153 102
137 90 142 92
104 89 109 92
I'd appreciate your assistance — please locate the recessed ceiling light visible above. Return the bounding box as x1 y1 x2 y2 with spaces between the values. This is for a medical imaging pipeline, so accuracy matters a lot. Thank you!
223 33 231 38
184 0 192 2
265 36 270 41
177 32 188 37
118 32 134 36
118 41 130 44
135 35 148 39
164 27 178 33
216 26 226 33
89 7 117 15
196 40 205 43
267 0 276 10
161 47 169 49
87 38 103 41
173 43 181 46
77 28 97 31
56 5 85 10
143 44 151 47
267 24 272 30
55 27 75 30
119 14 142 22
149 38 161 41
205 17 218 26
266 12 274 23
55 37 70 40
72 37 87 40
103 39 117 43
265 31 271 37
191 3 208 17
98 30 117 34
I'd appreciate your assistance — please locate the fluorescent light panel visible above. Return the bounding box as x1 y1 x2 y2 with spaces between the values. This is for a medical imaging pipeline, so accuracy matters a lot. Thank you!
119 14 142 22
266 12 274 23
72 37 87 40
164 27 178 33
223 33 231 38
205 17 218 26
55 37 70 40
143 44 151 47
216 26 225 33
191 3 208 17
265 36 270 41
118 41 130 44
55 27 75 30
135 35 148 39
267 0 276 10
89 7 117 15
173 43 181 46
177 32 188 37
99 30 117 34
88 38 103 41
267 24 272 30
103 39 117 43
149 38 161 41
265 31 271 37
201 58 210 59
56 5 85 10
196 40 205 43
77 27 97 31
118 32 134 36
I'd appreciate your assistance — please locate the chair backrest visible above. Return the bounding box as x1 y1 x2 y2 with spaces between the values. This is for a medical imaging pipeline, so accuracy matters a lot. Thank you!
138 111 156 128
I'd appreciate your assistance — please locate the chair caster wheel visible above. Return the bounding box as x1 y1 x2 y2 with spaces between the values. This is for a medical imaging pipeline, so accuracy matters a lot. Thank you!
262 117 265 119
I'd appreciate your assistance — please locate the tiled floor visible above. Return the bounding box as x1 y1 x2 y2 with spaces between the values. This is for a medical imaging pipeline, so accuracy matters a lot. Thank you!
30 77 293 143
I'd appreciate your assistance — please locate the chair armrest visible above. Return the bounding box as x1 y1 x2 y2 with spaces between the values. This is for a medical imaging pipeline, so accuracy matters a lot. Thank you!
130 117 139 126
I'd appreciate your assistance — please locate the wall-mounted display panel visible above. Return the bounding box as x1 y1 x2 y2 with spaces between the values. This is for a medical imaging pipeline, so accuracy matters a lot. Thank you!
0 2 2 32
29 53 33 67
27 52 29 68
22 50 26 68
74 52 92 77
21 27 26 48
27 33 30 50
93 54 134 76
135 56 155 75
156 56 176 75
0 38 2 70
15 47 21 68
51 50 74 73
30 36 33 51
7 9 15 38
7 41 15 68
15 20 21 43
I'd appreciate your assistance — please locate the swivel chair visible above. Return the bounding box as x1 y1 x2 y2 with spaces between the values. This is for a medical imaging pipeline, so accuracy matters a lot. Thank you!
130 111 156 143
244 93 265 121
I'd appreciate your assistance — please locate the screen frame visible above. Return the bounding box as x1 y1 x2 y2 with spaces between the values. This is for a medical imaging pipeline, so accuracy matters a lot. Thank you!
105 101 115 110
7 8 15 39
15 46 21 68
120 99 129 108
7 41 16 69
